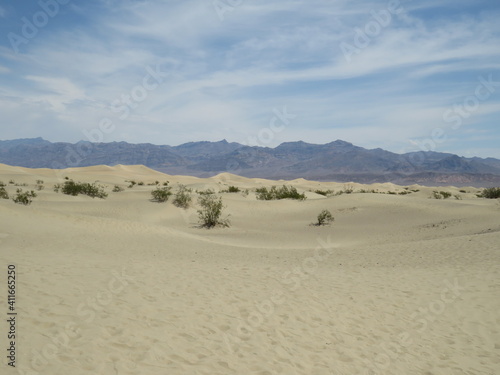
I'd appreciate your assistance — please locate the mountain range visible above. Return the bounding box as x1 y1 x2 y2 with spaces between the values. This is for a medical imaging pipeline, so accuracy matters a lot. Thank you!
1 137 500 187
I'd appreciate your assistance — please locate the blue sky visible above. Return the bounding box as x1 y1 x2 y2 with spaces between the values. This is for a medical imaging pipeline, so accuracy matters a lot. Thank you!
0 0 499 158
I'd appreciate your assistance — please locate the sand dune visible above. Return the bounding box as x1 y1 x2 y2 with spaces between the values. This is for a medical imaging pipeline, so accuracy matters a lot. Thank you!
0 163 499 374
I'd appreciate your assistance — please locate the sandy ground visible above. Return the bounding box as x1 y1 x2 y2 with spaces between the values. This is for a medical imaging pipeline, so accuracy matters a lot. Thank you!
0 163 499 375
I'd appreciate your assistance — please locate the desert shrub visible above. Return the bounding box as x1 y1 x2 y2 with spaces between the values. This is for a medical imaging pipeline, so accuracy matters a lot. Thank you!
256 185 306 201
173 184 192 208
387 191 397 195
12 189 37 205
315 209 334 226
342 184 354 194
440 191 452 199
162 181 170 186
315 189 334 196
431 191 452 199
431 191 442 199
454 194 462 200
359 189 378 194
64 176 69 180
112 185 124 193
221 185 240 193
459 189 467 194
0 187 8 199
398 191 410 195
138 181 144 186
8 180 14 184
127 180 136 188
197 194 230 228
151 185 172 203
478 187 500 199
197 188 215 196
35 180 44 191
53 183 62 193
61 180 108 199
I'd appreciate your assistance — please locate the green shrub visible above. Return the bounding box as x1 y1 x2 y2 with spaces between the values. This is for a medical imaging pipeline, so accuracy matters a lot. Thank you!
342 184 354 194
255 185 306 201
478 187 500 199
431 191 442 199
60 180 108 199
137 181 144 186
0 187 8 199
197 188 216 196
440 191 452 199
314 189 334 196
35 180 44 191
197 194 230 228
315 209 334 226
173 184 192 208
221 185 240 193
53 183 62 193
431 191 452 199
8 180 15 185
459 190 467 194
112 185 124 193
12 189 37 205
151 185 172 203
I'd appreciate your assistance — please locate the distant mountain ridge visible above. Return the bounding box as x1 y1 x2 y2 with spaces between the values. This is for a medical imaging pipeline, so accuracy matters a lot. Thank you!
1 137 500 187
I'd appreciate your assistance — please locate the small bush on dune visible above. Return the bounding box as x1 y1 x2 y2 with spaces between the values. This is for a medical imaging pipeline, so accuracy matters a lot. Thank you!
12 189 37 205
173 184 192 208
315 209 334 226
60 180 108 199
35 180 44 191
151 185 172 203
478 187 500 199
256 185 306 201
0 186 9 199
431 191 452 200
112 185 124 193
314 189 334 196
197 188 215 196
221 185 240 193
197 194 230 228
